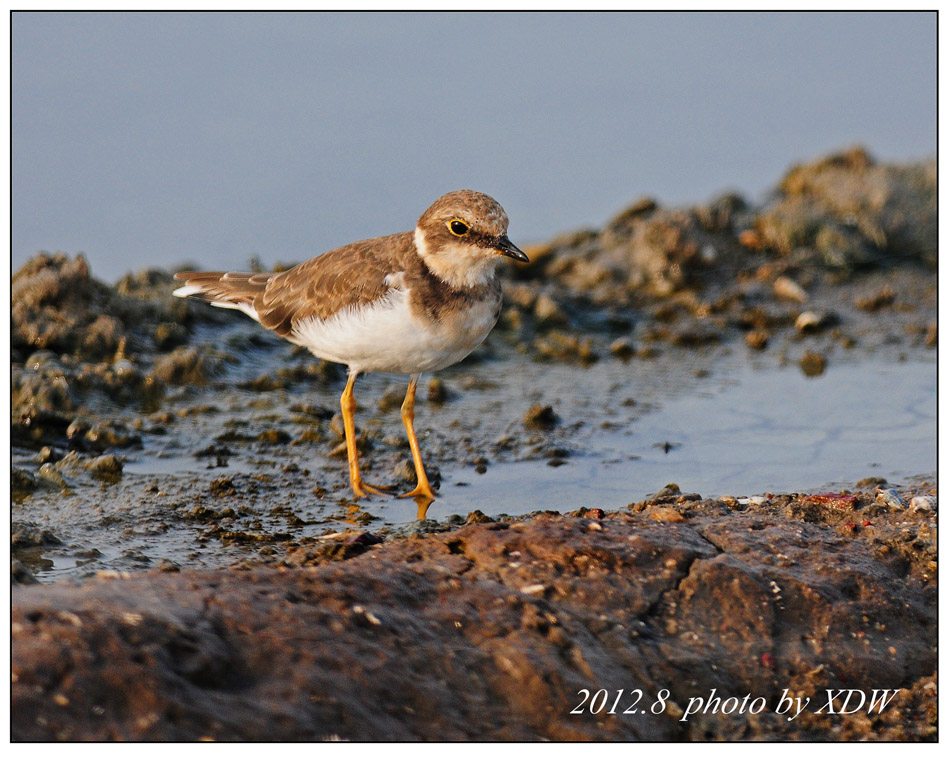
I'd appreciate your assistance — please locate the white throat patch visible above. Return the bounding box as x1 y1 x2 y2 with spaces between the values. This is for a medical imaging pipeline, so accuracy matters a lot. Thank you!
414 227 496 289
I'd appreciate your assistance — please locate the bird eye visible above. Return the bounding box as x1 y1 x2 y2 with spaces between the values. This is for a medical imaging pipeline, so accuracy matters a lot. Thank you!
449 220 470 236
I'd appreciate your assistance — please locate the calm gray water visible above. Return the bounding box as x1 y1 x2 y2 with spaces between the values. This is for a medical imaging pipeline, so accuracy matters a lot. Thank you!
12 11 936 281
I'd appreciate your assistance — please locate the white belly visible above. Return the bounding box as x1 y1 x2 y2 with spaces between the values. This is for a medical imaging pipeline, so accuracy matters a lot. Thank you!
287 288 498 374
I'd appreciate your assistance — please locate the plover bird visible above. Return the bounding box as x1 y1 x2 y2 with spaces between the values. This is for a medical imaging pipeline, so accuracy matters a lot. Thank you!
173 190 528 500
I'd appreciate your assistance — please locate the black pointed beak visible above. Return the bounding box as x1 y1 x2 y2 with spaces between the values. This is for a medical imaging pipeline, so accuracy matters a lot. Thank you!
497 235 530 263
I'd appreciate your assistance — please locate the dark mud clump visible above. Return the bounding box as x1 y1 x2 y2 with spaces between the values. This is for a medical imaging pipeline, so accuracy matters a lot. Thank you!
12 253 211 365
496 147 936 364
753 147 936 267
9 254 262 483
11 489 935 741
10 253 238 425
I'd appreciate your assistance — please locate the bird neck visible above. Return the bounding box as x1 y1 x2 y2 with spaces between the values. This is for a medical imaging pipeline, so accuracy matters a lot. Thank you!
414 227 496 289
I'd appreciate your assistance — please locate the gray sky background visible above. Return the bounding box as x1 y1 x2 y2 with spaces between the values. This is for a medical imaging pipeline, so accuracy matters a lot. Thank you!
12 11 936 281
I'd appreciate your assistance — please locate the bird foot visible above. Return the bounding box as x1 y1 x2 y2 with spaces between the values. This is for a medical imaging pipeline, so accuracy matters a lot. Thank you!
399 483 438 500
352 480 398 497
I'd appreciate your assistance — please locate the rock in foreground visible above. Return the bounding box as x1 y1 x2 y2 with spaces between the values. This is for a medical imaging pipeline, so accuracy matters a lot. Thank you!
12 493 936 741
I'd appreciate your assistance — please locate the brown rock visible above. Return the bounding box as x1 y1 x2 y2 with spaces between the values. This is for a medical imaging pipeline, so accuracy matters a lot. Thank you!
799 351 827 377
523 404 559 429
427 377 447 403
745 330 769 350
855 285 896 312
649 506 686 523
11 499 935 741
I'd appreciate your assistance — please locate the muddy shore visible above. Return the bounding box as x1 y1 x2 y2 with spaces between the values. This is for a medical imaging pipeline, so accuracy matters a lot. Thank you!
11 148 937 741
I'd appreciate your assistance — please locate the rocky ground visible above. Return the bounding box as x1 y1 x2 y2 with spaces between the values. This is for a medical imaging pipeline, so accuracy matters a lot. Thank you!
11 488 938 741
11 148 937 740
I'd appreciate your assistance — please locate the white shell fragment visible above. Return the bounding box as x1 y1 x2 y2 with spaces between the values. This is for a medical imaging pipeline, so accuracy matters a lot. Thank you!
795 311 825 332
875 487 907 510
520 584 546 595
736 495 770 506
352 605 382 625
909 495 937 513
773 276 809 303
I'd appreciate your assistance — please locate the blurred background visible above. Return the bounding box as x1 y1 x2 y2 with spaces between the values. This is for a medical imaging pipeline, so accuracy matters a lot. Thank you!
12 11 936 281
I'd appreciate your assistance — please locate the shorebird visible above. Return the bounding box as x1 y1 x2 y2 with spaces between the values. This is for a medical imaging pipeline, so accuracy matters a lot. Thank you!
173 190 528 501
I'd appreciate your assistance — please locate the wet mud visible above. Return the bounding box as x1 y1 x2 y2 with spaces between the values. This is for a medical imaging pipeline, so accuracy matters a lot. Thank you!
11 148 937 740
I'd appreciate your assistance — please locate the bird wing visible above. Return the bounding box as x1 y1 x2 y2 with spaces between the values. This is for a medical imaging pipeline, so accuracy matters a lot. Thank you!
256 232 415 337
174 231 417 338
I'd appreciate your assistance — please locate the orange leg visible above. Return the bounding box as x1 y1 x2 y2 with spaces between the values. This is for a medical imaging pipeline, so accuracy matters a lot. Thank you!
399 375 437 500
340 372 392 498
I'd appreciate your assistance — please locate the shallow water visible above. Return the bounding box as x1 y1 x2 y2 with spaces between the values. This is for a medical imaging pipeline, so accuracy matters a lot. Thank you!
346 352 937 519
15 343 935 583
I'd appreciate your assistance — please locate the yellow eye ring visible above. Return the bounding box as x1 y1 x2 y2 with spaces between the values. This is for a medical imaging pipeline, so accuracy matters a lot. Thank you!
449 219 470 236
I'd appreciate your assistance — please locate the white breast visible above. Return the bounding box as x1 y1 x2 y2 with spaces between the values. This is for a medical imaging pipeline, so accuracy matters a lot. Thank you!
288 288 499 375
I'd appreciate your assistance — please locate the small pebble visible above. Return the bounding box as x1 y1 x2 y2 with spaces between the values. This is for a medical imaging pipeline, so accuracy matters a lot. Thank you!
35 446 60 464
257 429 291 445
90 454 123 476
95 570 131 580
427 377 447 403
855 286 896 312
391 459 416 483
533 293 566 324
609 338 635 359
649 506 686 523
38 463 68 488
745 330 769 350
799 351 826 377
925 322 937 347
523 404 559 429
520 584 546 595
